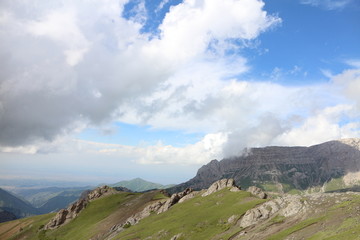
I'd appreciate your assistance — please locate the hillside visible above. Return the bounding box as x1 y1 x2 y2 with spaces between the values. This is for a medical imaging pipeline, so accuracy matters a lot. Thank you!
169 138 360 194
0 187 167 240
111 178 174 192
1 181 360 240
0 188 38 222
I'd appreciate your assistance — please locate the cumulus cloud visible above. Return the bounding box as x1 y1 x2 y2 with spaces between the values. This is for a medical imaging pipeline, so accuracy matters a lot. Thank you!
333 69 360 108
273 104 360 146
0 0 280 148
1 0 359 172
118 66 360 158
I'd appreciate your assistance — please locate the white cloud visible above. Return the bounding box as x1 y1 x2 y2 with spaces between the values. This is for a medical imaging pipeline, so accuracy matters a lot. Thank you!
0 132 227 166
147 0 281 63
2 0 359 175
25 7 91 66
118 66 360 158
0 0 280 148
300 0 352 10
273 104 360 146
333 69 360 108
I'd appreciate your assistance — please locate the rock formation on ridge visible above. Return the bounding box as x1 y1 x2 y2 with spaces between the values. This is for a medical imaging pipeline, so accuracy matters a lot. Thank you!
44 186 116 230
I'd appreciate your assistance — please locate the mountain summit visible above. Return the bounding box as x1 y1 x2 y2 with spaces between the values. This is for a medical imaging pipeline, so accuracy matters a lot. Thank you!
170 138 360 193
111 178 174 192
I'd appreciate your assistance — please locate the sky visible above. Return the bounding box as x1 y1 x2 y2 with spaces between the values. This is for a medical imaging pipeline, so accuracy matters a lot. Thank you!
0 0 359 185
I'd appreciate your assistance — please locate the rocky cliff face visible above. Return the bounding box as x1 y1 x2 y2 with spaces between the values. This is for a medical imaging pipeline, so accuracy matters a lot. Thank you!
169 139 360 193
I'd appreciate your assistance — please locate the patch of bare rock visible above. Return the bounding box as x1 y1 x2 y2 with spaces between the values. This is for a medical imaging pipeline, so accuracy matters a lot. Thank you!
239 194 305 228
247 186 267 199
44 186 115 230
201 178 241 197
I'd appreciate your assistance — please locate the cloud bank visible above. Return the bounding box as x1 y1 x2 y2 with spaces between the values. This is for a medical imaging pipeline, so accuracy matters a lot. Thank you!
1 0 359 171
0 0 279 147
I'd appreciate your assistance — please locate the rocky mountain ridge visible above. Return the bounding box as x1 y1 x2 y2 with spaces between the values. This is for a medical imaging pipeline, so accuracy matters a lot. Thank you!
170 138 360 193
44 185 116 230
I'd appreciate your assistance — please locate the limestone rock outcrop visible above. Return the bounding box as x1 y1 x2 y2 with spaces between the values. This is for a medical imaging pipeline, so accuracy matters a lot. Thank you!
107 188 193 238
158 188 193 213
178 191 198 203
239 195 304 228
44 186 115 230
202 178 240 197
247 186 267 199
87 185 115 200
44 199 87 230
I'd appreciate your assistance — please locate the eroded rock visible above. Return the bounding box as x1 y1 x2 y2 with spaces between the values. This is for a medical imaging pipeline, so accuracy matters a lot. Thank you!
107 188 194 238
202 178 240 197
247 186 267 199
158 188 193 213
239 195 305 228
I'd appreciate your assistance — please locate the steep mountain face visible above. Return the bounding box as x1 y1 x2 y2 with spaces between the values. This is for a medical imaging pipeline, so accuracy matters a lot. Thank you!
111 178 174 192
170 139 360 193
0 188 38 220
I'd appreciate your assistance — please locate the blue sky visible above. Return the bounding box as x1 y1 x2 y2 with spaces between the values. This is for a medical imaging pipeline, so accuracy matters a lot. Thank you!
0 0 359 185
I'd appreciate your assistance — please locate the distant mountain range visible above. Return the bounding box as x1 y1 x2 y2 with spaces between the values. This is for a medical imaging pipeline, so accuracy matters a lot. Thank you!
0 186 91 222
0 188 38 223
110 178 175 192
12 186 90 209
169 138 360 194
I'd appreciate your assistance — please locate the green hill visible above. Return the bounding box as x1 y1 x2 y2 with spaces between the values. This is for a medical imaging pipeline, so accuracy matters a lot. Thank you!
0 190 163 240
1 185 360 240
115 188 264 240
111 178 174 192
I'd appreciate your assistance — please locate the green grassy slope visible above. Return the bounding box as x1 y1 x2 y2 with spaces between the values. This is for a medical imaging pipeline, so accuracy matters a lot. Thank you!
0 213 54 240
1 190 166 240
115 189 265 240
235 194 360 240
2 187 360 240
